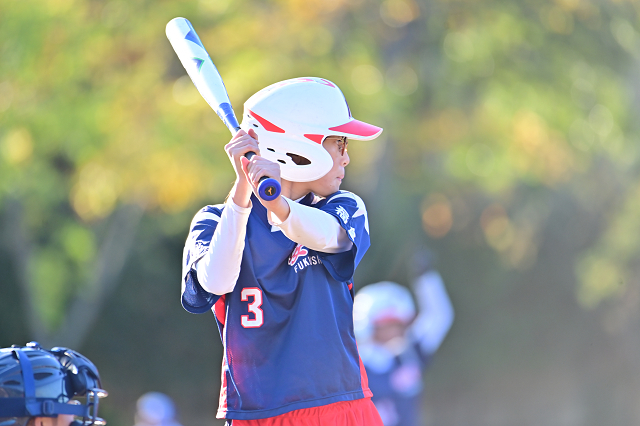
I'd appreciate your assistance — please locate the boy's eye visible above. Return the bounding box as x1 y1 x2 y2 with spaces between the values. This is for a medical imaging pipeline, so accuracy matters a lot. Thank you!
336 138 348 155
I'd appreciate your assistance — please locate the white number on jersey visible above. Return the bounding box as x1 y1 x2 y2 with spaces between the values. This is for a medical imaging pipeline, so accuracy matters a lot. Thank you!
241 288 264 328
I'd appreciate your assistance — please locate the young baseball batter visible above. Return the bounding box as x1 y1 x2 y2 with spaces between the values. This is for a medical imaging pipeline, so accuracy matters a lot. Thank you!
181 77 384 425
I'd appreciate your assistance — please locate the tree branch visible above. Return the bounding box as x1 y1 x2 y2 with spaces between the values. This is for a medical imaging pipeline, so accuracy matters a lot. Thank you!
1 198 47 343
52 203 144 348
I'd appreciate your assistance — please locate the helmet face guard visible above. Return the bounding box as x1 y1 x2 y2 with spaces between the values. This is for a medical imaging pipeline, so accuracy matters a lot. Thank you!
240 77 383 182
0 342 108 426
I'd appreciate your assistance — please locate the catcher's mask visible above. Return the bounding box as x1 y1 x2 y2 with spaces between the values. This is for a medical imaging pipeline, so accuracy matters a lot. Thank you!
0 342 108 426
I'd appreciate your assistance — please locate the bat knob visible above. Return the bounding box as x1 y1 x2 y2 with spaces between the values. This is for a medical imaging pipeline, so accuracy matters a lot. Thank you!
257 177 281 201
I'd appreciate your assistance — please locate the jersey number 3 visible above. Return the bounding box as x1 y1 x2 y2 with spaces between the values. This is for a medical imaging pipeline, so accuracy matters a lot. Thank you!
241 288 264 328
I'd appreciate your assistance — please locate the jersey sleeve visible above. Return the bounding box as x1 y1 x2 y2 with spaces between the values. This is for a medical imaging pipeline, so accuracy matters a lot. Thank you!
269 196 353 253
181 206 223 314
316 191 371 282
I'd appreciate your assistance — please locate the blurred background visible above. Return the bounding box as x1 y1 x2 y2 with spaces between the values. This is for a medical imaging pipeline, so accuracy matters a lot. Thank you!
2 0 640 425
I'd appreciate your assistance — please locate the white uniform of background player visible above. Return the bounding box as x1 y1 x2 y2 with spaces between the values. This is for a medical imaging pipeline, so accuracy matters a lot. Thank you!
353 258 454 426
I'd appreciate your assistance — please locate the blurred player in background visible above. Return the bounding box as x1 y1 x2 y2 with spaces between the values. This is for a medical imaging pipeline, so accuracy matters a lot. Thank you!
133 392 182 426
0 341 108 426
353 251 454 426
181 78 384 425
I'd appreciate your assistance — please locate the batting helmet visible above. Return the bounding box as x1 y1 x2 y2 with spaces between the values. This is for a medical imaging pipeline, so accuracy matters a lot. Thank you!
240 77 383 182
353 282 416 342
0 342 107 426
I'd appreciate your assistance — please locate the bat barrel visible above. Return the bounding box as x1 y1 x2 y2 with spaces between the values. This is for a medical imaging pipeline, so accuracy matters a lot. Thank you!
167 17 281 201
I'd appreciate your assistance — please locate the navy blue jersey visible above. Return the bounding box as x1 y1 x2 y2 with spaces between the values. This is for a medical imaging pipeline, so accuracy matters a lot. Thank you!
181 191 372 420
362 342 429 426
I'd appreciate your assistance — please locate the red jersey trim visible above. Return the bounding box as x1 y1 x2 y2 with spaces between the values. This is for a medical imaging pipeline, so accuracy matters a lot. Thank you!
219 356 228 413
358 355 372 398
214 294 226 325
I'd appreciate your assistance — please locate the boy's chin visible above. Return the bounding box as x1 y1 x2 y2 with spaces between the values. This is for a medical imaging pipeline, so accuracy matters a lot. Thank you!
316 184 340 197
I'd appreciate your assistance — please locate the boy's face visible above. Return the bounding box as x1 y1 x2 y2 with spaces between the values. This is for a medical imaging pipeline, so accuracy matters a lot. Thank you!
29 415 75 426
307 136 350 197
373 319 409 345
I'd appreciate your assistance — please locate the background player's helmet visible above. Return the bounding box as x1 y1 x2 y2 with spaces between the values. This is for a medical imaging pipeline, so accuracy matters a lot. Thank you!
353 281 416 342
0 342 108 426
240 77 383 182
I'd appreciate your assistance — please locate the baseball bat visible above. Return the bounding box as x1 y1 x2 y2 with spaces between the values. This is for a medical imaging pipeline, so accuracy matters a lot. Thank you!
165 17 281 201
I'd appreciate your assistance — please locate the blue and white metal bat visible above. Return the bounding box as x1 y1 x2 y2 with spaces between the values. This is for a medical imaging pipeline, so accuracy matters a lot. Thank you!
166 17 281 201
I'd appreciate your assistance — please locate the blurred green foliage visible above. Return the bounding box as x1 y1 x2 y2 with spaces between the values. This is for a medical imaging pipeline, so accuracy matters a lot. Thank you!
3 0 640 424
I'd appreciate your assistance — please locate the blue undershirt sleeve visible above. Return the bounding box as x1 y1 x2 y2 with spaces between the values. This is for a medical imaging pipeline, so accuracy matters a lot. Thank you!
181 206 224 314
182 270 221 313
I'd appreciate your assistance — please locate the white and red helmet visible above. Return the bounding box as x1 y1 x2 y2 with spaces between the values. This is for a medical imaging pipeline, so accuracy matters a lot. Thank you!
353 281 416 342
240 77 383 182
